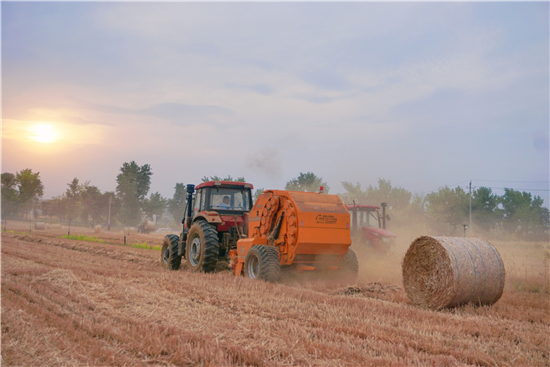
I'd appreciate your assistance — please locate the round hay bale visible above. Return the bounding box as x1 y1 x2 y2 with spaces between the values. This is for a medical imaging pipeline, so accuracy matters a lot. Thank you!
402 236 505 310
34 222 46 230
94 225 102 233
127 227 137 235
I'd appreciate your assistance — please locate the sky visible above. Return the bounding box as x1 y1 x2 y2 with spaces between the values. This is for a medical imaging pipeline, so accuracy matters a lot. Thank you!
2 2 549 207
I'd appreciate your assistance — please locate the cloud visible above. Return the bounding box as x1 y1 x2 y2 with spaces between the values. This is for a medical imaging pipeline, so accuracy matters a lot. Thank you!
80 101 235 126
533 131 549 153
224 82 275 95
299 67 351 91
291 93 339 104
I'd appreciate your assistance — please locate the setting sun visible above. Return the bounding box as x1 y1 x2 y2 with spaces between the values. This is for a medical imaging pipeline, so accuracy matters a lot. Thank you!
30 124 58 143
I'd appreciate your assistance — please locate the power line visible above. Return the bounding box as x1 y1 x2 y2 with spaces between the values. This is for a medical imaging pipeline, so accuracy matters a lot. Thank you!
448 180 471 187
479 187 549 192
473 180 549 183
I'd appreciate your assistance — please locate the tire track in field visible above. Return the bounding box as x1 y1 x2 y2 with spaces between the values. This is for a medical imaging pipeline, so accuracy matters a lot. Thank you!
3 233 158 267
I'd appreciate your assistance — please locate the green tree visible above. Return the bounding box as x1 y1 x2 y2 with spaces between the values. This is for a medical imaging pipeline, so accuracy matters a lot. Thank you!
80 184 107 223
116 161 153 226
143 192 167 220
425 186 469 234
1 173 19 217
13 169 44 217
285 172 329 193
168 183 187 221
253 188 264 202
409 193 427 219
364 179 411 211
471 187 499 232
500 188 547 236
201 175 246 182
63 178 82 220
339 182 368 205
41 197 64 219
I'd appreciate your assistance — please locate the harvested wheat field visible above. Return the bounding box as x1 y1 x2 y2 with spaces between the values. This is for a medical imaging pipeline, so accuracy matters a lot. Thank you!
2 229 549 366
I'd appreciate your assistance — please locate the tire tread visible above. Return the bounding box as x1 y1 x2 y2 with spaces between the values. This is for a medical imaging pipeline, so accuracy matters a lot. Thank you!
187 220 219 273
162 234 182 270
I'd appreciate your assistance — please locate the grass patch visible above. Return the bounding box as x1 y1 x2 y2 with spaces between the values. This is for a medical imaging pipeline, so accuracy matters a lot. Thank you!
2 230 29 235
60 234 161 251
61 235 105 243
124 241 162 251
511 279 549 294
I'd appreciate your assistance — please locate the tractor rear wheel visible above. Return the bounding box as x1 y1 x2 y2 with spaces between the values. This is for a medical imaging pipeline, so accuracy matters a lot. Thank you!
186 220 219 273
244 245 280 283
338 249 359 283
161 234 181 270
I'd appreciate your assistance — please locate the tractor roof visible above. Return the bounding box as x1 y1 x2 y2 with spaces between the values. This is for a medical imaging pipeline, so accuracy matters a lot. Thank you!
346 204 380 211
195 181 254 190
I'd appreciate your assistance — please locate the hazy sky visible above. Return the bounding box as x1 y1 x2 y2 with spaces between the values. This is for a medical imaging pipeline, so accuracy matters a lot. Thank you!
2 2 549 206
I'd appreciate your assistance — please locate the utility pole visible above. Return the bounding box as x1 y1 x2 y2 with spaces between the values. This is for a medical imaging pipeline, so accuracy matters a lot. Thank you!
30 199 35 234
107 195 112 231
469 180 472 234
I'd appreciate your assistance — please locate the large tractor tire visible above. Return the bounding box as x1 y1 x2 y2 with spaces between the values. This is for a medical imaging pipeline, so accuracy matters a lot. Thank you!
337 249 359 283
186 220 219 273
161 234 181 270
244 245 280 283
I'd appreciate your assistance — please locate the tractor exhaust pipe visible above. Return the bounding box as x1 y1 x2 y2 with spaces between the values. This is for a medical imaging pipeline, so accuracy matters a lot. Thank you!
381 202 387 230
185 184 195 229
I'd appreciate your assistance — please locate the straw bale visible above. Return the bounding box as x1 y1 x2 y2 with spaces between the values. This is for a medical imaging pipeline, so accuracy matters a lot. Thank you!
34 222 46 230
402 236 505 310
127 227 137 235
51 223 62 229
94 225 102 233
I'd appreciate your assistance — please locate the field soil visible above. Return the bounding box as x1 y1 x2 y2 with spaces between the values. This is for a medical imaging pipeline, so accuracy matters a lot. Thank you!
2 223 549 366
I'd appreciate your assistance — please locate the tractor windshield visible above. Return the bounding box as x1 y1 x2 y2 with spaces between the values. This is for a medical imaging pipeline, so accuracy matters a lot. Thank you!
209 188 251 212
357 209 380 228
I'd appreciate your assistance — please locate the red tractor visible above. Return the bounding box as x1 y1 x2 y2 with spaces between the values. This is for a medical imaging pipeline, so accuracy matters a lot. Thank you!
161 181 254 272
347 203 396 253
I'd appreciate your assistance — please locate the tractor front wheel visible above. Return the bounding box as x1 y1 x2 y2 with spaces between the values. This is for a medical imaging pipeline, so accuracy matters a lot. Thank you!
244 245 280 283
161 234 181 270
186 220 219 273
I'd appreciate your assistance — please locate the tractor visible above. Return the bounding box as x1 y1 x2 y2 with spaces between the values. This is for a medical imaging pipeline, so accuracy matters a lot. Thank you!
161 181 358 283
161 180 253 272
346 203 396 253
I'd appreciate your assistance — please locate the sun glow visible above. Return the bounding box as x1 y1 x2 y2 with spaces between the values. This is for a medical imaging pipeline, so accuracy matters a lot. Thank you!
30 124 58 143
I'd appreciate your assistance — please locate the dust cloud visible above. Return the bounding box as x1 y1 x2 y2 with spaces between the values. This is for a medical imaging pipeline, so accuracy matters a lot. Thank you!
245 147 282 180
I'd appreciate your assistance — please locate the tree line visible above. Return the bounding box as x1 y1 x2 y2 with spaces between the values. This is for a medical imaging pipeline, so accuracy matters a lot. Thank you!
339 178 549 240
2 166 548 239
280 172 548 240
2 162 184 228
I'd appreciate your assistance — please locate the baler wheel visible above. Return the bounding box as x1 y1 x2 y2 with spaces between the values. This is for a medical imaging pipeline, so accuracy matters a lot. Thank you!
161 234 182 270
244 245 280 283
338 249 359 283
186 220 219 273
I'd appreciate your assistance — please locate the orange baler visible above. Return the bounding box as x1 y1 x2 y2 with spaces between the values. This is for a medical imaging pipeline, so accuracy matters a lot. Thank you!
230 190 358 282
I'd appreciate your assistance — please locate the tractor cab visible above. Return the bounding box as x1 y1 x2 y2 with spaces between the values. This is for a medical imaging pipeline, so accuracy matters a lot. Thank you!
169 181 254 271
346 204 397 252
193 181 253 215
181 181 254 232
